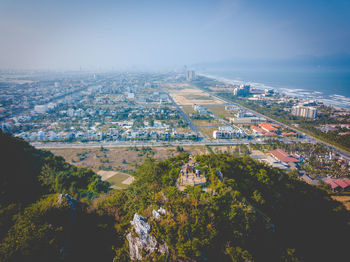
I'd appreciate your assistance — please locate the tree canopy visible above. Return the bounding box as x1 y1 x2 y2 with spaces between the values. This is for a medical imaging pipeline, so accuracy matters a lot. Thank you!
1 130 349 261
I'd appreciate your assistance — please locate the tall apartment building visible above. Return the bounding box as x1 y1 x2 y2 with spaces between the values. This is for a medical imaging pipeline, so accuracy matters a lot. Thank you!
186 70 196 81
233 84 250 96
292 105 317 119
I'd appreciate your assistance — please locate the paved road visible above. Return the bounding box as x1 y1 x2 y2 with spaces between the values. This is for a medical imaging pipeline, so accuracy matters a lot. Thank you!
32 136 311 149
168 93 209 142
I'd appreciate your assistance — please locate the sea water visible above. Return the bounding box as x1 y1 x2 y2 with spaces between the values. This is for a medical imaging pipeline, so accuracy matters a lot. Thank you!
201 68 350 108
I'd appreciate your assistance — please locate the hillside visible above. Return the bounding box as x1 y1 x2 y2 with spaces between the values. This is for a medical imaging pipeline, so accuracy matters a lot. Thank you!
0 131 349 261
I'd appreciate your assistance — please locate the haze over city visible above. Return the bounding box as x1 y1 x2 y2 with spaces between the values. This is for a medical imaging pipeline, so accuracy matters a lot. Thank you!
1 0 350 70
2 1 350 261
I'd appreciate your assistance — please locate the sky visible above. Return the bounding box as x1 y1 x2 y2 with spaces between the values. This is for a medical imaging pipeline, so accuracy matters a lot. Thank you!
0 0 349 70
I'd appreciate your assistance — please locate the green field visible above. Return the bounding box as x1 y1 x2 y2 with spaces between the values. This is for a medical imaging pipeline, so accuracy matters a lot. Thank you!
106 173 132 189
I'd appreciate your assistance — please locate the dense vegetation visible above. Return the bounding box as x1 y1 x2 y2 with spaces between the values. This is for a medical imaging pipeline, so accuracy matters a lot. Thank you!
1 130 349 261
101 154 349 261
0 130 111 261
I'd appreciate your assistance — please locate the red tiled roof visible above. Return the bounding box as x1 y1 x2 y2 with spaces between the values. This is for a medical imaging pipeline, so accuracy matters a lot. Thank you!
270 149 299 163
251 125 266 134
334 179 350 189
342 178 350 186
325 179 340 189
265 132 278 136
259 123 280 132
282 132 297 136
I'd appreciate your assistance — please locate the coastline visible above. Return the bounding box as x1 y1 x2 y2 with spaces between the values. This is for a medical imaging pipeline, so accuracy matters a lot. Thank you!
198 72 350 110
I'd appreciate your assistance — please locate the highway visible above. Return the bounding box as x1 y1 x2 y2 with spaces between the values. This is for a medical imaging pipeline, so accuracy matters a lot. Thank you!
31 136 310 149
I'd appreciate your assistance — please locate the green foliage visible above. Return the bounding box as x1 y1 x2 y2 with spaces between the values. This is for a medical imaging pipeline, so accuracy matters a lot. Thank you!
0 131 110 207
0 194 117 262
0 131 112 261
93 153 349 261
1 130 349 261
176 145 184 152
39 155 110 200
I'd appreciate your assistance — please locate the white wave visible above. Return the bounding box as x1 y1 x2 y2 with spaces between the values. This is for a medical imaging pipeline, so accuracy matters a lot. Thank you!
200 72 350 109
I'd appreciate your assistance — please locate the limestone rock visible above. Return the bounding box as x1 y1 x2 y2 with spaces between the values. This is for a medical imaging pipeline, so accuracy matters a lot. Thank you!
127 211 168 260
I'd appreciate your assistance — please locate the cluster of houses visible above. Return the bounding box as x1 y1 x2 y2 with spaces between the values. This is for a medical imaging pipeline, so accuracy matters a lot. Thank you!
16 118 198 142
122 128 197 141
316 124 350 136
16 129 113 142
251 123 296 137
255 148 350 192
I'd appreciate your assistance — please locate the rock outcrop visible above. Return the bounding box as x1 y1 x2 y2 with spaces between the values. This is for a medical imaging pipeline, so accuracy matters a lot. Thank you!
127 211 168 260
152 207 166 220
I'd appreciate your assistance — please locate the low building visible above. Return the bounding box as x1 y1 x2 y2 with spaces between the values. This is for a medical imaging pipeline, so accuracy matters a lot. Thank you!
282 131 297 136
34 105 48 114
259 123 280 133
229 117 264 124
300 174 320 186
324 179 341 192
225 105 238 111
270 149 299 164
193 104 208 114
213 126 244 139
251 124 279 137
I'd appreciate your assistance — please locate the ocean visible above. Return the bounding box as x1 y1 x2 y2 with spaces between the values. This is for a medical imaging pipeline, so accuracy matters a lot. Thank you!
201 68 350 108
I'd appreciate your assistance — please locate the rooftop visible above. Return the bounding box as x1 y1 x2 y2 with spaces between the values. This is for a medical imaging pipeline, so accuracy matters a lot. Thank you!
270 149 299 163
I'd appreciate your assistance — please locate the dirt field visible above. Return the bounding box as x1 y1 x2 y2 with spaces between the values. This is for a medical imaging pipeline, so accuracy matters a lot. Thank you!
181 106 195 114
197 126 220 140
97 170 133 189
49 145 213 174
97 170 119 180
169 88 225 105
192 119 221 126
331 195 350 211
206 105 234 118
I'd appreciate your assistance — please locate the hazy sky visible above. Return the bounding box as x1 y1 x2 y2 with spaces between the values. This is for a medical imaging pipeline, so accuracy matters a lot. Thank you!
1 0 349 70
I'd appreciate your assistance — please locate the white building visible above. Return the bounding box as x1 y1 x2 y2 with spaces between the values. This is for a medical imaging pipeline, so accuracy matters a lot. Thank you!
47 102 57 110
34 105 48 114
193 104 208 114
292 105 317 119
127 92 135 99
229 117 265 124
213 126 245 139
225 105 238 111
67 108 75 117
